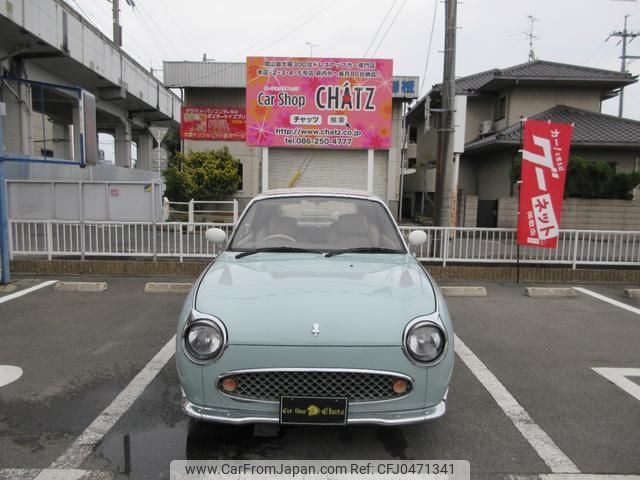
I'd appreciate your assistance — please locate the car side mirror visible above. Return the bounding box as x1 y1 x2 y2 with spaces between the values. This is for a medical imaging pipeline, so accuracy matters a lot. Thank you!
408 230 427 246
205 227 227 244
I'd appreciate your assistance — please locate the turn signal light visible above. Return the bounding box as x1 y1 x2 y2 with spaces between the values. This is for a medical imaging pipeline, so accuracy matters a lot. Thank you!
222 377 237 392
392 379 408 394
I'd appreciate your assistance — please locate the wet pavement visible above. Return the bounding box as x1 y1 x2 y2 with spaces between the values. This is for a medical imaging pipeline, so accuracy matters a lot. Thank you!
1 277 639 479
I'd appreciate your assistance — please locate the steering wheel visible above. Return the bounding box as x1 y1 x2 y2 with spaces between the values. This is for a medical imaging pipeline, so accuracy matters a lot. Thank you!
262 233 296 243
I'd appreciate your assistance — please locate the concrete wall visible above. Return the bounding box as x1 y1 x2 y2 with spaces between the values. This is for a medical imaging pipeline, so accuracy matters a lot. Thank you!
464 96 493 143
498 197 640 230
460 195 478 227
475 150 515 200
404 113 438 194
459 156 479 196
4 162 160 182
506 86 601 126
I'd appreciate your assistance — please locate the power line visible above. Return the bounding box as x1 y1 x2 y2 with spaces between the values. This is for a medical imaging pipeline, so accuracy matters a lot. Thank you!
130 7 171 59
254 0 340 55
371 0 407 58
135 1 184 59
420 0 439 95
363 0 398 58
175 0 339 87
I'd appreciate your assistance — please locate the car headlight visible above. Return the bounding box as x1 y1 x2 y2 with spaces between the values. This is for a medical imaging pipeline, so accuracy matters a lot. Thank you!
404 320 446 364
183 313 226 363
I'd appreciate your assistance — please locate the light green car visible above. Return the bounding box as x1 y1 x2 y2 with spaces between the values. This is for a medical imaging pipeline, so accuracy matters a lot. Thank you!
177 189 454 426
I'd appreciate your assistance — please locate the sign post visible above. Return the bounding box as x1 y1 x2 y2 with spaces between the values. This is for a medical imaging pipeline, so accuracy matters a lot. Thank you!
517 119 574 249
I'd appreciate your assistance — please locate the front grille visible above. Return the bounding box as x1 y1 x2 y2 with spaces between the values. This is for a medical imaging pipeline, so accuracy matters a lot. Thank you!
217 370 413 403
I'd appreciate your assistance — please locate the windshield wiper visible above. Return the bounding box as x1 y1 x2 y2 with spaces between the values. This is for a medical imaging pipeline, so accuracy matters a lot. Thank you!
235 247 325 259
325 247 404 258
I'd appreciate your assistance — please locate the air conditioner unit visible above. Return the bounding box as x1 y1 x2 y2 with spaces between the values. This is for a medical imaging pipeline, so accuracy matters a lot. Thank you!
479 120 494 135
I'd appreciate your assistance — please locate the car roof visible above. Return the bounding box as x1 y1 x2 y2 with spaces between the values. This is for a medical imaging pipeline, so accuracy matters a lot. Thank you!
256 187 379 200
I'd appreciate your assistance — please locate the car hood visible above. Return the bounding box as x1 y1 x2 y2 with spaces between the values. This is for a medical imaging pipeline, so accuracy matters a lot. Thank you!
195 252 437 346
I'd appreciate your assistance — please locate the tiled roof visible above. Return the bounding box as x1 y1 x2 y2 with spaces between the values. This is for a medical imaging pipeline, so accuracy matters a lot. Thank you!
452 68 499 94
497 60 634 82
407 60 637 123
465 105 640 152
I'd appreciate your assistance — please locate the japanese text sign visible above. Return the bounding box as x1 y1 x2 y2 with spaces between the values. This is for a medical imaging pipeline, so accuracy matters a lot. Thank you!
517 119 573 248
246 56 393 149
181 106 246 141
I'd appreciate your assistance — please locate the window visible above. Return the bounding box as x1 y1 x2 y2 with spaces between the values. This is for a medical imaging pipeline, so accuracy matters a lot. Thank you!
495 96 507 121
229 196 406 253
408 158 417 169
237 162 244 191
408 125 417 143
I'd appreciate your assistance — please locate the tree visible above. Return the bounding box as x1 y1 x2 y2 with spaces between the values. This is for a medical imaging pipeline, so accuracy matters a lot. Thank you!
162 148 241 201
510 155 640 200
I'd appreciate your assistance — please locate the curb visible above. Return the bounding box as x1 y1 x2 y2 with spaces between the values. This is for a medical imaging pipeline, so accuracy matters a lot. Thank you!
625 289 640 299
144 282 193 294
441 286 487 297
9 259 640 284
54 281 108 293
524 287 576 298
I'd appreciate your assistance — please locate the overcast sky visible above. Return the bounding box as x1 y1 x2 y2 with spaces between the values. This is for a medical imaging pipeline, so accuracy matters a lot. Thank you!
71 0 639 159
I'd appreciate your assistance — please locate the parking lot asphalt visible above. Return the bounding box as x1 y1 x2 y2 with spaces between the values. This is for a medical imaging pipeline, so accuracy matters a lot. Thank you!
1 276 639 479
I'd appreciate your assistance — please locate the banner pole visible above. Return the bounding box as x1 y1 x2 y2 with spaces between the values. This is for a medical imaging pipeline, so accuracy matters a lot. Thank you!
516 117 525 285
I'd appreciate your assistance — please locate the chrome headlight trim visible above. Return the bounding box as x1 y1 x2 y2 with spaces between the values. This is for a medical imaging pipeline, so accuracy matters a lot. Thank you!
402 313 448 367
182 309 228 364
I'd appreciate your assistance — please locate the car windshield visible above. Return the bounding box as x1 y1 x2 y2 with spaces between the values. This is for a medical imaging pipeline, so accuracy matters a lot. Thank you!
228 196 406 254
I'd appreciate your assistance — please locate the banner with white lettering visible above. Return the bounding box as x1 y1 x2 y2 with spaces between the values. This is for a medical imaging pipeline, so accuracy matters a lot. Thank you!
517 119 573 248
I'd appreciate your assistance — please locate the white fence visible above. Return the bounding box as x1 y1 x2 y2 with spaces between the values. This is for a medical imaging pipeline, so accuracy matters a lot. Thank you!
163 199 238 224
8 221 640 268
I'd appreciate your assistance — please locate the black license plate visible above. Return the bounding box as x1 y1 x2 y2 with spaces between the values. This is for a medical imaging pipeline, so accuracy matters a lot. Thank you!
280 396 348 425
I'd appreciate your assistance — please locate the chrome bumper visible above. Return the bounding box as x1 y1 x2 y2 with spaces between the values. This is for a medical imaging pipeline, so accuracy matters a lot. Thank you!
181 394 446 426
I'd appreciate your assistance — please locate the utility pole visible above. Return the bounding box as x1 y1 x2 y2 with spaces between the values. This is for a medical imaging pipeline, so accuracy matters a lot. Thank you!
305 41 319 57
435 0 457 226
112 0 135 49
112 0 122 48
609 15 639 117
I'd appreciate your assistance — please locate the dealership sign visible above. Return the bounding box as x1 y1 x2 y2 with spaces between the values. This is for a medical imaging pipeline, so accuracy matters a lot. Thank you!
517 119 573 248
245 56 393 149
181 106 246 141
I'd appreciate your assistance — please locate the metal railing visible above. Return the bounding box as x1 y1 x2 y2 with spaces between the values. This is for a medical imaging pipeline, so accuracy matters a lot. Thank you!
163 198 238 224
9 220 234 262
9 221 640 268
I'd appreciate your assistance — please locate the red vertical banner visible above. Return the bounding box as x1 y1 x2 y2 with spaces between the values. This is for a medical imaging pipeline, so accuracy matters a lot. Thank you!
517 119 574 248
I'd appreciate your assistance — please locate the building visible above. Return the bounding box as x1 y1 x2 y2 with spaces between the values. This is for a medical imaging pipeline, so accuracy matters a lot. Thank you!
164 60 418 216
405 60 639 227
0 0 180 174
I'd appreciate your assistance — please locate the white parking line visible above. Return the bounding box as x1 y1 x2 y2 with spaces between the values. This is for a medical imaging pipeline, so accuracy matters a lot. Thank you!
0 365 23 388
0 280 58 304
454 334 580 474
573 287 640 316
49 335 176 470
592 368 640 403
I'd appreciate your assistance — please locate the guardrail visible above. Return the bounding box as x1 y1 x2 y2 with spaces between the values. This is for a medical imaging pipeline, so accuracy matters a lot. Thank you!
8 221 640 268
